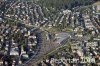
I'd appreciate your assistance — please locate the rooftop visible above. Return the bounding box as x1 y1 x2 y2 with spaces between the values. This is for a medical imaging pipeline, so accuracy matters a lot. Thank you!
55 32 70 44
93 1 100 5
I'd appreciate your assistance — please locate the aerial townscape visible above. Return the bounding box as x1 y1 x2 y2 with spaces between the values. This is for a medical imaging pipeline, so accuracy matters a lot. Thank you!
0 0 100 66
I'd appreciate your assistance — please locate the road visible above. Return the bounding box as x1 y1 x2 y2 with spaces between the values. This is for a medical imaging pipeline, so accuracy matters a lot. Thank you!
22 32 71 66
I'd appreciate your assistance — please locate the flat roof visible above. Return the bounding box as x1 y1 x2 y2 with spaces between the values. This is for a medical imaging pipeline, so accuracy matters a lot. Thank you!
56 32 70 44
93 1 100 5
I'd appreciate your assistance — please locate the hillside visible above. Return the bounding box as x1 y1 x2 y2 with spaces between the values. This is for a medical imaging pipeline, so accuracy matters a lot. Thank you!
36 0 98 10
